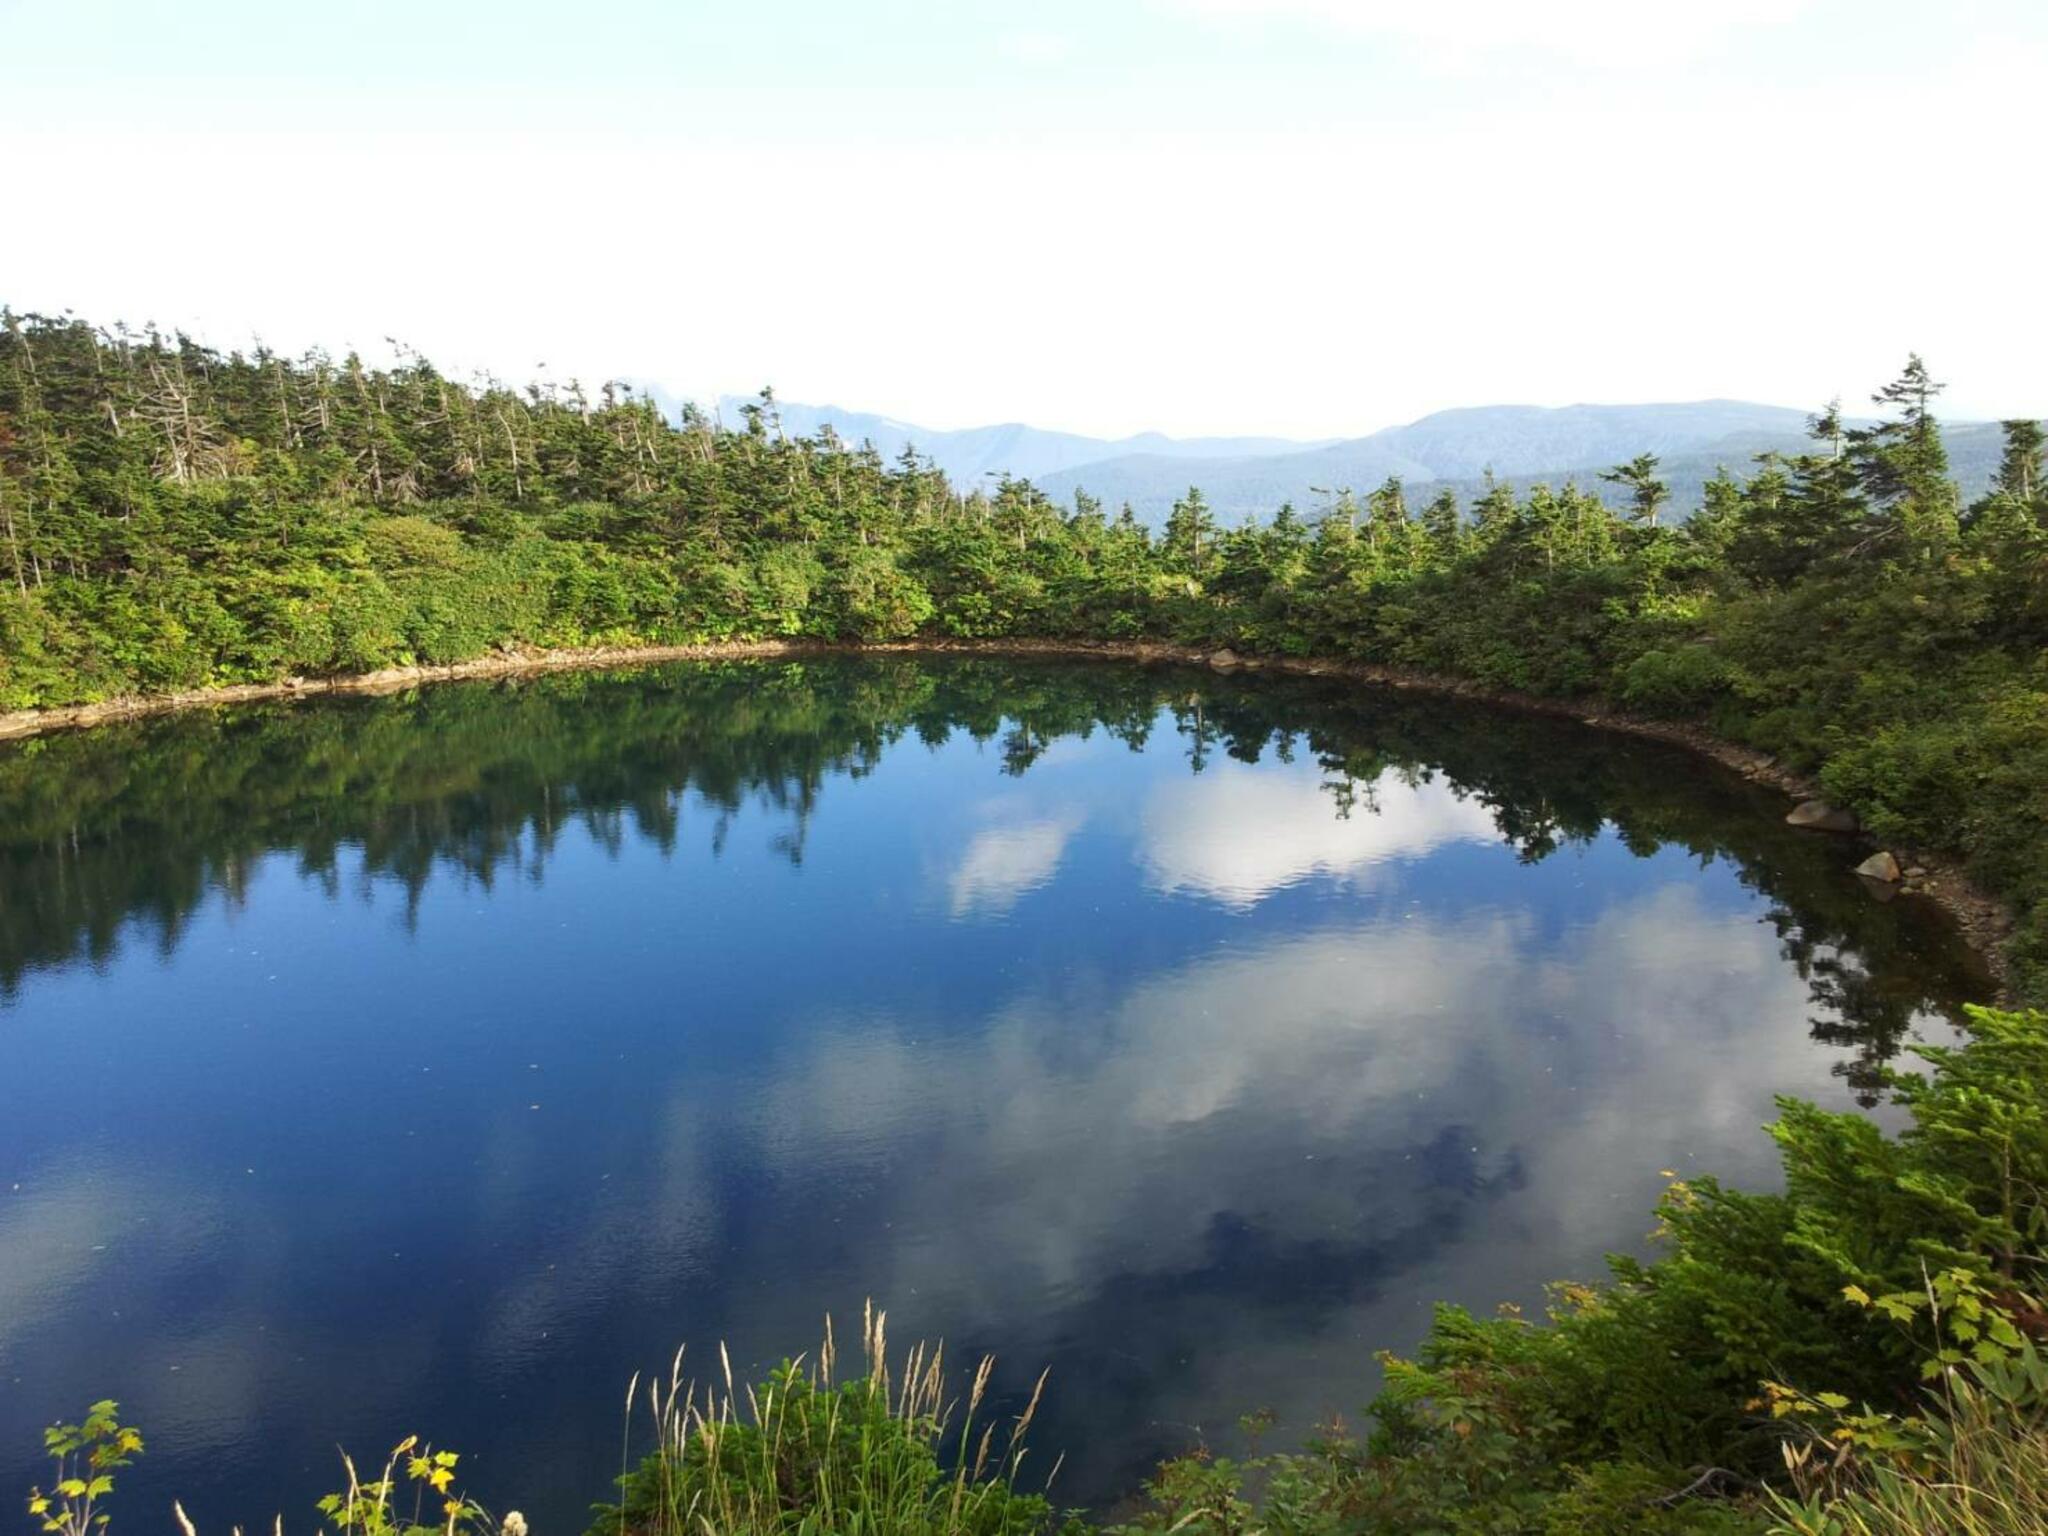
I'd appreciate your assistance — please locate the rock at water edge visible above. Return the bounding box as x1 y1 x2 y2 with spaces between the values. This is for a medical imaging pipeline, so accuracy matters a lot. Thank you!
1787 799 1859 833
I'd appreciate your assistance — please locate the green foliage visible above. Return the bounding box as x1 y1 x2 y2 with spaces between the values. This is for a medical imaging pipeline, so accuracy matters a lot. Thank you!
1618 644 1733 715
26 1401 141 1536
1767 1345 2048 1535
315 1438 493 1536
590 1310 1078 1536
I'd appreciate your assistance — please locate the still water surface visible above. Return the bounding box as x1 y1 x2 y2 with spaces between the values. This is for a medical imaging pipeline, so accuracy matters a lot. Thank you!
0 658 1985 1527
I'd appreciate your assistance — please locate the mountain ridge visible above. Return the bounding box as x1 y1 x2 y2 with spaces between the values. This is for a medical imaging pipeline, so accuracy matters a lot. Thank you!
704 394 1333 486
648 392 2014 524
1032 400 1832 521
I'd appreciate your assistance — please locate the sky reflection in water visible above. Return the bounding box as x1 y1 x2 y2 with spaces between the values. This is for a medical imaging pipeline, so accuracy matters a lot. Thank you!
0 658 1984 1527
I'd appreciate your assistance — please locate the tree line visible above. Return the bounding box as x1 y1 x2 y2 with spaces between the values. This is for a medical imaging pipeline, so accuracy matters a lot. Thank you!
3 308 2046 995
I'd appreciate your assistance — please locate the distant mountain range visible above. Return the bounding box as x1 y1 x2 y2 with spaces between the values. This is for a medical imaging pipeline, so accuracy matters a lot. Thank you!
660 393 2016 526
1033 400 1829 522
1377 421 2014 527
708 396 1330 486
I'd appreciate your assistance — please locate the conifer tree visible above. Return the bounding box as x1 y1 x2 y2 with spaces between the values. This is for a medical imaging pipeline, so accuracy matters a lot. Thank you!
1599 452 1670 528
1853 354 1958 556
1162 485 1217 578
1993 418 2044 510
1420 487 1462 555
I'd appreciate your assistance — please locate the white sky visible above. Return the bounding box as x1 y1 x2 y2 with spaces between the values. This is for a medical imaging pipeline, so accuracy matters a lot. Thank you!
3 0 2042 438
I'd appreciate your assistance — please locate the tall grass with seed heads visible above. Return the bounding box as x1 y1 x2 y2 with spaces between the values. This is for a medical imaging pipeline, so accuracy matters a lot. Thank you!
588 1303 1078 1536
1770 1344 2048 1536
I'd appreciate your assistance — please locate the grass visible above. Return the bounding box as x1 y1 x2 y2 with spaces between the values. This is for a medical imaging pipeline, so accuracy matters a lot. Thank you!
1769 1357 2048 1536
588 1302 1072 1536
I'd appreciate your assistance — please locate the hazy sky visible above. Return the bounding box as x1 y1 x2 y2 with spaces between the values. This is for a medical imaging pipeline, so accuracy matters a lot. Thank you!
4 0 2042 437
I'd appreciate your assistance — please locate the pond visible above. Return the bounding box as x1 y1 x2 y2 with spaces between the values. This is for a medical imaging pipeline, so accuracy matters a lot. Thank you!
0 656 1987 1530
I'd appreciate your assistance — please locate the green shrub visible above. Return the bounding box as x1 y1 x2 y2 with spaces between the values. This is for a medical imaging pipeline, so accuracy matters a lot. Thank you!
1619 646 1735 716
592 1308 1076 1536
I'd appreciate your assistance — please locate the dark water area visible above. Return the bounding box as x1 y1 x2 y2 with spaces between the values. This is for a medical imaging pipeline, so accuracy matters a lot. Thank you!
0 657 1988 1530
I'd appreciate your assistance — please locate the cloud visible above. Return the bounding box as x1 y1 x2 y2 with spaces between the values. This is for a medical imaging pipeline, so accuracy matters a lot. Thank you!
1139 761 1498 907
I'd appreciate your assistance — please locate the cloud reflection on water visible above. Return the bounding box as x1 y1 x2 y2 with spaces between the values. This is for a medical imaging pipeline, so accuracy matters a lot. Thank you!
1140 762 1500 907
948 814 1086 917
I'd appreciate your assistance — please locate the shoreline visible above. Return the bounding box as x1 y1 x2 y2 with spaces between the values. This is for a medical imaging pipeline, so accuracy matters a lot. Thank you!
0 634 2016 996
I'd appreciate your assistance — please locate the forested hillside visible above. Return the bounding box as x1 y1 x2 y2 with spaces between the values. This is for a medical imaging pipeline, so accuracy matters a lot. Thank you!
3 309 2046 997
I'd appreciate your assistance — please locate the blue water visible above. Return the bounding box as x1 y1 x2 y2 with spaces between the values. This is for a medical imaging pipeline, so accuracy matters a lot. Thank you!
0 658 1981 1529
